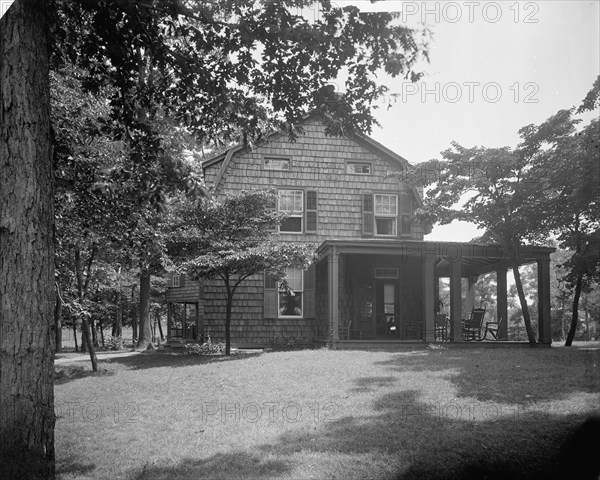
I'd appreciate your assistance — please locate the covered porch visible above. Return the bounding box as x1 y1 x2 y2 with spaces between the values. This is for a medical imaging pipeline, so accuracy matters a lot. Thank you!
314 240 555 348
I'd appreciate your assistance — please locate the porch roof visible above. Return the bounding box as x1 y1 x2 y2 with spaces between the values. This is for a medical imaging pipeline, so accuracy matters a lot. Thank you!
316 239 555 276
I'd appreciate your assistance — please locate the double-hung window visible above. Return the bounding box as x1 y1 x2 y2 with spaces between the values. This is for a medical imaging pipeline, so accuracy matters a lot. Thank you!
374 194 398 236
279 189 304 233
278 267 303 317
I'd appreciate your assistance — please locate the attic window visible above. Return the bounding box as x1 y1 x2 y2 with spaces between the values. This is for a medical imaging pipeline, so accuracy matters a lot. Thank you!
347 162 371 175
264 157 291 171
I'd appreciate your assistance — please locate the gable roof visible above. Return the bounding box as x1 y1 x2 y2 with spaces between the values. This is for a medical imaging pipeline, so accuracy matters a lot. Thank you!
203 120 412 182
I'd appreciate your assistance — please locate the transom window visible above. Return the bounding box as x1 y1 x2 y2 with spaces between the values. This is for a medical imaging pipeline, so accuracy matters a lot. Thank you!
279 267 303 317
264 157 291 171
279 190 303 233
347 162 371 175
374 194 398 236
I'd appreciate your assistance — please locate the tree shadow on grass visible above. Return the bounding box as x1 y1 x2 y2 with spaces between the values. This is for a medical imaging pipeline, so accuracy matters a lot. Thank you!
129 452 289 480
126 380 598 480
54 363 117 386
56 458 96 477
103 351 263 371
375 348 600 404
350 375 398 393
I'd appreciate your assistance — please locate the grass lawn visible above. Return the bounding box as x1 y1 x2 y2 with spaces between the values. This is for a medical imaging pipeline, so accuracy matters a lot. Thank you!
54 344 600 480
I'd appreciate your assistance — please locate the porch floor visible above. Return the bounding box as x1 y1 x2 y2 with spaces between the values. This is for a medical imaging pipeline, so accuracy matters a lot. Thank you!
331 339 551 350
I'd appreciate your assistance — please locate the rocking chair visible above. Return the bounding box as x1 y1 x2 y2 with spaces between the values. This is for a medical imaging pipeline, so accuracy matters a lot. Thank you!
484 315 506 340
462 307 486 341
434 313 449 342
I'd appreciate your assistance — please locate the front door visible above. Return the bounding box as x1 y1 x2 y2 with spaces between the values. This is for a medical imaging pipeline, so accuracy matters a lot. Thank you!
376 281 399 338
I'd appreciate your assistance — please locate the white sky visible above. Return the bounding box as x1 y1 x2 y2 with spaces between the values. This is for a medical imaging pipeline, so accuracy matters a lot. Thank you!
338 0 600 242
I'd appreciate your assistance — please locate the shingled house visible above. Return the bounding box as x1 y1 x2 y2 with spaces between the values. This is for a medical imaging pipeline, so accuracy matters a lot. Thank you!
166 117 554 348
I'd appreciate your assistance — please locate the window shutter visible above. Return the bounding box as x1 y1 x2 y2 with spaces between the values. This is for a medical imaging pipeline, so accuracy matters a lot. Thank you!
267 193 277 233
180 275 186 287
399 192 413 236
264 272 278 318
306 190 318 233
362 193 374 237
304 265 316 318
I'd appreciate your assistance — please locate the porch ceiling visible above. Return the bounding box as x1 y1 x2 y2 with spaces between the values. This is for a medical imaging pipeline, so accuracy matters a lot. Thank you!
316 239 555 275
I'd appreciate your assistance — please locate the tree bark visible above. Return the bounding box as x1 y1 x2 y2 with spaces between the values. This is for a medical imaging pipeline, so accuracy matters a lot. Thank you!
225 279 233 356
157 311 165 341
0 1 56 477
73 324 78 352
511 261 537 347
98 317 105 348
131 284 138 343
54 282 63 352
565 271 584 346
136 271 153 349
74 249 98 370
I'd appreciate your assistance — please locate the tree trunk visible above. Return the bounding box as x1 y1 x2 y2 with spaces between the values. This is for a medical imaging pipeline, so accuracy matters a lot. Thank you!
131 285 138 343
80 316 98 372
91 317 98 347
74 249 98 370
511 261 537 347
73 324 79 352
0 1 56 477
157 311 165 341
224 278 234 356
54 282 63 352
137 271 153 349
115 289 123 339
98 317 105 348
565 272 584 346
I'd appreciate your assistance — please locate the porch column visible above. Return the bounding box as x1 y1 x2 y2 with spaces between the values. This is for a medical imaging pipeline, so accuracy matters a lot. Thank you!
465 275 476 312
449 260 463 342
328 247 340 343
496 267 508 340
537 258 552 344
423 254 436 342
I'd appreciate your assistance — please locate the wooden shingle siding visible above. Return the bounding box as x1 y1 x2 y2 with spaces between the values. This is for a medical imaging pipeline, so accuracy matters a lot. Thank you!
209 119 423 242
198 118 425 347
166 275 202 303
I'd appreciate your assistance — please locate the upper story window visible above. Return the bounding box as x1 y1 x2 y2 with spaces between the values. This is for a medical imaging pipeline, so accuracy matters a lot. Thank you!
347 162 371 175
172 275 181 288
374 194 398 236
278 189 303 233
264 157 291 171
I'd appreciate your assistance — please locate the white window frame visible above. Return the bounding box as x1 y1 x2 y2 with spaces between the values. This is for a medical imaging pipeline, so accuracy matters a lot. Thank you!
347 162 371 175
374 194 398 237
278 189 304 234
172 275 181 288
278 267 304 318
